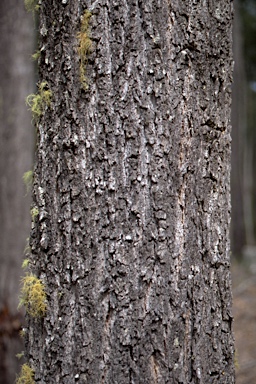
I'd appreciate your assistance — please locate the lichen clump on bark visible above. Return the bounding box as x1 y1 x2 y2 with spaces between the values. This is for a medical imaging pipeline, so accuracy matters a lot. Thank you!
24 0 39 13
77 10 93 89
30 206 39 221
16 363 35 384
19 274 47 318
26 81 52 121
23 170 33 193
22 259 30 269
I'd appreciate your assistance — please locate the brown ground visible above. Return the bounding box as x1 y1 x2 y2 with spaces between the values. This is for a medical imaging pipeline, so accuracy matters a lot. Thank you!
232 261 256 384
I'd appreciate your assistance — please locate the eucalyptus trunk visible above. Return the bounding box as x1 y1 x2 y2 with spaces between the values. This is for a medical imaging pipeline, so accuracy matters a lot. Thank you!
26 1 234 383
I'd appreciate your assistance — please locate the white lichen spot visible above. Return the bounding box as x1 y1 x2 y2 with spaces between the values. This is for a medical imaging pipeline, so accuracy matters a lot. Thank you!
191 265 200 274
40 25 48 36
215 7 221 20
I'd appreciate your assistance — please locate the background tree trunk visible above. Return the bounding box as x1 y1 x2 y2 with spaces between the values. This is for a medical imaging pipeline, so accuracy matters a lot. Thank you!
231 0 247 259
26 1 234 382
0 1 34 382
235 0 256 262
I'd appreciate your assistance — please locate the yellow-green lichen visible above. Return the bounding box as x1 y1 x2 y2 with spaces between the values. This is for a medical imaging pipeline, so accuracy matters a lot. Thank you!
16 351 25 360
22 259 30 270
24 0 39 13
19 329 26 338
23 170 33 194
16 363 35 384
26 82 52 121
31 50 40 61
30 207 39 221
19 274 47 318
77 10 93 89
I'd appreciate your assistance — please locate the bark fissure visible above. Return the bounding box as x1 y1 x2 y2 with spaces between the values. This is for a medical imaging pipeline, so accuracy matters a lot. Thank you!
26 0 234 383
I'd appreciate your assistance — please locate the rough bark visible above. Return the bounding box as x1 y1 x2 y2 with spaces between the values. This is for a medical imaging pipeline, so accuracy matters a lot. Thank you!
0 1 35 382
27 0 234 383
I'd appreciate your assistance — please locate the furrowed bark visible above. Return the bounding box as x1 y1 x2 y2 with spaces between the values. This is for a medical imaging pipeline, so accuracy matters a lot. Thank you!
26 1 234 383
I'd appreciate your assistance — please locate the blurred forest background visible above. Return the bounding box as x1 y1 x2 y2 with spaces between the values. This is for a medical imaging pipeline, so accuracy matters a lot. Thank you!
0 0 256 383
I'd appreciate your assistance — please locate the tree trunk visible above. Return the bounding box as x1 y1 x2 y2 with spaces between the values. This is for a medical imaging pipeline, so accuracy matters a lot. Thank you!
0 1 35 383
26 1 234 383
231 0 247 259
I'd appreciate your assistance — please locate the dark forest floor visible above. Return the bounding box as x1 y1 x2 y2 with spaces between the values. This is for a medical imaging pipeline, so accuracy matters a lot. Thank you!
232 260 256 384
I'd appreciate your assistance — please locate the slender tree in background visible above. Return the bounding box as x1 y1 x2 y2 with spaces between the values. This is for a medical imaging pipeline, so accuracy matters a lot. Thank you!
239 0 256 252
231 0 247 259
23 0 234 382
0 1 34 383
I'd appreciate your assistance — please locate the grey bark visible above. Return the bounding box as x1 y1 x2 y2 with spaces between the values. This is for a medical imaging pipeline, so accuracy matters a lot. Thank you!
0 1 35 383
27 0 234 383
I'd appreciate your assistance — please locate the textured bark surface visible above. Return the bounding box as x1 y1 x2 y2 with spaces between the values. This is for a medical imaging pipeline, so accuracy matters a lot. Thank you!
0 1 34 382
27 0 234 383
